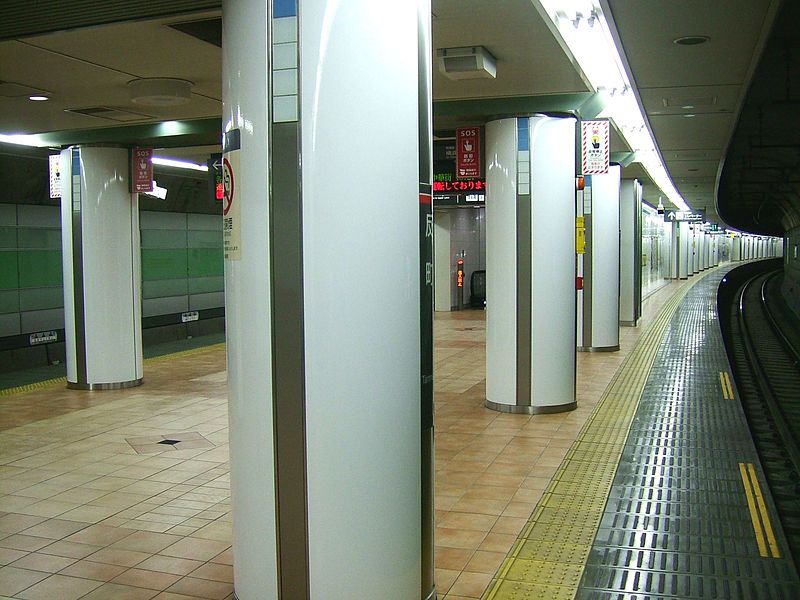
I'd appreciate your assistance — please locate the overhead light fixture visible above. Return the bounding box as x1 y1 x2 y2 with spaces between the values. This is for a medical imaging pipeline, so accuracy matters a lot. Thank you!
128 78 193 106
0 133 47 147
533 0 690 212
28 95 50 101
437 46 497 80
673 35 709 46
152 156 208 171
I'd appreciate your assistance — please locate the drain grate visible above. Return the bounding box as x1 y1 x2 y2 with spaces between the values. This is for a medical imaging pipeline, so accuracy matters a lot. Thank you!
125 431 215 454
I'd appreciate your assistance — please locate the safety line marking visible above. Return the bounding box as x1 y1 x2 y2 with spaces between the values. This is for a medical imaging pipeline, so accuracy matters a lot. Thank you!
739 462 781 558
719 371 734 400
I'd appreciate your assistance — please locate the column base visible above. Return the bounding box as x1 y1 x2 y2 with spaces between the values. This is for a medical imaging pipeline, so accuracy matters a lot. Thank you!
619 320 638 327
67 378 143 391
485 399 577 414
577 345 620 353
423 585 437 600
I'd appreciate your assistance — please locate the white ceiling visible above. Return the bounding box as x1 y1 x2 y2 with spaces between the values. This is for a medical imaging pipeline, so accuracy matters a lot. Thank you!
0 1 781 223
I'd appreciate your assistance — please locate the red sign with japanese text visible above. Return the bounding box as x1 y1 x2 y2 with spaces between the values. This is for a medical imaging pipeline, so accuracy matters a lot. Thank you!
456 127 481 180
132 147 153 193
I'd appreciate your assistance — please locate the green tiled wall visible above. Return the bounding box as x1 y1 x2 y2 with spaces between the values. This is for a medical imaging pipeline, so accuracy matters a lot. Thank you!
0 205 224 336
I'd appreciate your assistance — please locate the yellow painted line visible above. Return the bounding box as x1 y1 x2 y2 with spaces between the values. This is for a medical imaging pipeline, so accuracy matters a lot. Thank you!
739 462 768 557
719 371 734 400
747 462 781 558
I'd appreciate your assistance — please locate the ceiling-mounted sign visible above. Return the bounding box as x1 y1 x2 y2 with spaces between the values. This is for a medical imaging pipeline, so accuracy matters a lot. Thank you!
131 147 153 193
456 126 481 179
581 119 610 175
664 210 705 223
48 154 61 198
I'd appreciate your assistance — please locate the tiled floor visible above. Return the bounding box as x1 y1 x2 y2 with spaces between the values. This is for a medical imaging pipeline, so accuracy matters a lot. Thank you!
0 280 683 599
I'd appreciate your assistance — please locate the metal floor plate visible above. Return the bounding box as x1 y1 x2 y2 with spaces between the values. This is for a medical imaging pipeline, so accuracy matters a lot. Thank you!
483 269 800 600
576 269 800 599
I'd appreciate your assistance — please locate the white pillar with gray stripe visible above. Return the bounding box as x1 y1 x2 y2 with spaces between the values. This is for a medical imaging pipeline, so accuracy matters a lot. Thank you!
222 1 430 599
59 146 143 390
485 115 577 414
619 179 642 327
577 165 621 351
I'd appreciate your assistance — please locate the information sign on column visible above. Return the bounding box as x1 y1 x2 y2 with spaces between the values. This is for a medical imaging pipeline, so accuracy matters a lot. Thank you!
456 126 481 179
48 154 62 198
581 120 610 175
222 129 241 261
131 147 153 193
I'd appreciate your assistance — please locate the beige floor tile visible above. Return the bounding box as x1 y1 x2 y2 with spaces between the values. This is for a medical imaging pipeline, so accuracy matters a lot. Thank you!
0 548 28 566
111 568 181 590
85 547 150 568
8 552 76 573
434 547 473 571
60 559 129 581
166 576 233 599
189 562 233 583
0 515 46 535
110 531 182 554
0 535 53 553
21 518 90 540
159 537 229 562
64 524 135 546
0 566 49 596
80 582 160 600
38 540 101 560
136 555 203 576
448 570 493 598
16 573 103 600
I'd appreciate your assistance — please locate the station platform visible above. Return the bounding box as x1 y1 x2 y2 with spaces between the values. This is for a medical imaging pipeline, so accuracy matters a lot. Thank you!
0 266 796 599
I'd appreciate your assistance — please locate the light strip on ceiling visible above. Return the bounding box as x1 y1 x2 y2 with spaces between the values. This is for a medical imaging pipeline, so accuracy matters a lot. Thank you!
151 157 208 172
534 0 690 212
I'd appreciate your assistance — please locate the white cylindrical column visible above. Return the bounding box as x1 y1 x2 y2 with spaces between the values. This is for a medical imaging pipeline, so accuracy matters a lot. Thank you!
699 232 707 270
619 179 642 326
486 116 576 414
692 227 701 274
579 165 621 350
60 146 143 390
679 221 690 278
222 2 425 598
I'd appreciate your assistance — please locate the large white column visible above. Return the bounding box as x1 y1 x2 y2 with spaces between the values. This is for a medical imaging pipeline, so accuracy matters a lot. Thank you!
578 165 621 350
222 2 427 599
619 180 642 326
60 146 143 389
486 116 576 414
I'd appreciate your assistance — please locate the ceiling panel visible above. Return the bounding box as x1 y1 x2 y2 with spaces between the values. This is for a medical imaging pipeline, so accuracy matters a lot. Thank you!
607 0 774 89
432 0 587 100
649 113 733 152
639 84 740 117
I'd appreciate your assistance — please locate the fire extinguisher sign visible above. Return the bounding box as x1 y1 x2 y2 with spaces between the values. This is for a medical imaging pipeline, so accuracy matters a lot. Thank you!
456 126 481 180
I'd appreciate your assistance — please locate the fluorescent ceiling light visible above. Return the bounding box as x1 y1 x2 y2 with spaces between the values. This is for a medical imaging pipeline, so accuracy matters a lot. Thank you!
152 156 208 171
534 0 691 212
0 133 47 147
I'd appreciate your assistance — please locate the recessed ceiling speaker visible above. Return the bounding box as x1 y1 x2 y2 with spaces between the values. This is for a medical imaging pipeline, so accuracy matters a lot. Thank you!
437 46 497 80
128 78 194 106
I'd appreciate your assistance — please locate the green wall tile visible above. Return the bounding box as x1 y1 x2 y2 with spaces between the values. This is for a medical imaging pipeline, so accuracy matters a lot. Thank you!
188 229 222 248
19 287 64 311
0 290 19 314
141 229 188 249
18 228 61 249
0 251 19 290
188 248 223 277
188 276 224 294
18 250 63 287
0 227 17 249
142 278 189 299
141 248 188 281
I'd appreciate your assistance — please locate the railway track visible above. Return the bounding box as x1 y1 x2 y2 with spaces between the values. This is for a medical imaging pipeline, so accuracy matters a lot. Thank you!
721 264 800 565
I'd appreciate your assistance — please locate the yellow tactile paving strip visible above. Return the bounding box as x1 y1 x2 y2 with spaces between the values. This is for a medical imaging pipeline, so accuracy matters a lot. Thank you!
482 271 713 600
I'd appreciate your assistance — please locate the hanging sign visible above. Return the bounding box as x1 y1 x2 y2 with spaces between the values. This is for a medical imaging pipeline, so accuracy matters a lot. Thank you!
131 147 153 193
456 126 481 179
222 129 241 261
48 154 62 198
581 120 609 175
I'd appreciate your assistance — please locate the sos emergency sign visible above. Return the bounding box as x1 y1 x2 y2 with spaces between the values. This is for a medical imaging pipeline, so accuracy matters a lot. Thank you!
456 127 481 180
